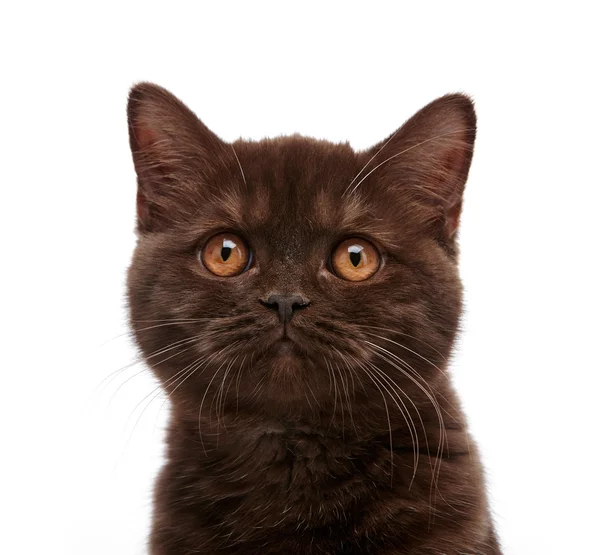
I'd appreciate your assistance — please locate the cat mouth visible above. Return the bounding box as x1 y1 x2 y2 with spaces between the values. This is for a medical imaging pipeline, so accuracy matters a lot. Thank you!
247 324 315 368
267 326 304 356
274 338 296 354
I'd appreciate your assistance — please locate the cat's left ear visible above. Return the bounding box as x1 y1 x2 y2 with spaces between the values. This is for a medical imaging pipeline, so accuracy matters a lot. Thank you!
362 94 476 241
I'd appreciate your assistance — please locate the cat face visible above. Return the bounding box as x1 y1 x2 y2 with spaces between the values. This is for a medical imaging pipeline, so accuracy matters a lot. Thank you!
127 84 476 423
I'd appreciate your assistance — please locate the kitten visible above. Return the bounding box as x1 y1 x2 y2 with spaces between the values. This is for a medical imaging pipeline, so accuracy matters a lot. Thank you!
126 83 501 555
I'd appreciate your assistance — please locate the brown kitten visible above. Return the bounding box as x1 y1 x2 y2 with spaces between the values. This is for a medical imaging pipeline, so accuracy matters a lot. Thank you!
126 83 501 555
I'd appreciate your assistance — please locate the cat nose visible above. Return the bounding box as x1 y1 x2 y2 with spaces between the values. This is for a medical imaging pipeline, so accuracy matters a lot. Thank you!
260 294 310 324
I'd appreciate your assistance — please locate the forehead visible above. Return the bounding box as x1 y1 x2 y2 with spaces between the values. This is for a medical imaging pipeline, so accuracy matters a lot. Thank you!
219 138 378 237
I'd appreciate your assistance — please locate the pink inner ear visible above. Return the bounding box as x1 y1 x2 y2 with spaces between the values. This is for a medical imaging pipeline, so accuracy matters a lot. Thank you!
135 124 158 150
445 200 462 237
136 189 151 228
440 143 468 237
438 137 470 199
442 136 469 182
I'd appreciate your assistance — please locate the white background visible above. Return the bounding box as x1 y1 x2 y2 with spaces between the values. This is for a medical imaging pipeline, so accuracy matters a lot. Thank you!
1 2 599 554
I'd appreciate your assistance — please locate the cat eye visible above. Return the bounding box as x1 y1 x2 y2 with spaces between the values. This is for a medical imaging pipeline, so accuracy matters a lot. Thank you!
331 238 380 281
201 233 251 277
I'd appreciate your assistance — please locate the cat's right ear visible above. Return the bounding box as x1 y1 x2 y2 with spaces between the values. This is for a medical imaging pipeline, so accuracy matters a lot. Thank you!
127 83 226 232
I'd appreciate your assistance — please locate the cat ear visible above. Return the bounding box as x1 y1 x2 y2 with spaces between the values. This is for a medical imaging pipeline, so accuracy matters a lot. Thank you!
363 94 476 242
127 83 227 232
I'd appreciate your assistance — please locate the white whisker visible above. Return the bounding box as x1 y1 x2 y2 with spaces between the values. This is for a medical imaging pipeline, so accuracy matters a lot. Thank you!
231 144 247 188
345 129 474 196
345 125 405 194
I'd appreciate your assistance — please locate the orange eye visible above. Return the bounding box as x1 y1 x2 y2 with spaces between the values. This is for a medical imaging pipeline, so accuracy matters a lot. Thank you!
331 238 380 281
201 233 250 277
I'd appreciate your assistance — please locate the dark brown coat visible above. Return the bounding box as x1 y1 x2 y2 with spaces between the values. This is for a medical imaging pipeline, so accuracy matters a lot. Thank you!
126 83 501 555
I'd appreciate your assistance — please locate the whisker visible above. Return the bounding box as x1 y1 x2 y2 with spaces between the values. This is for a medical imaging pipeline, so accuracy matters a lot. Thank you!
152 354 215 432
355 360 395 487
364 358 424 490
214 354 240 437
223 353 246 416
344 129 474 196
198 343 242 453
331 348 358 438
104 337 199 407
361 329 465 431
121 353 208 453
234 353 251 414
304 379 320 417
363 331 448 376
231 144 247 188
366 343 447 513
362 358 420 487
346 125 405 193
325 359 339 433
332 360 347 436
199 359 230 453
357 324 449 362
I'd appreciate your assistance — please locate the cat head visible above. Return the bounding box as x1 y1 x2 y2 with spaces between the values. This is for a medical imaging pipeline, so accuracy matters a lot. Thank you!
126 83 476 427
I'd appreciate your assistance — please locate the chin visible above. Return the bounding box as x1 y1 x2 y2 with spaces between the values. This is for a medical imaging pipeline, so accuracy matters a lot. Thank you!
249 342 323 410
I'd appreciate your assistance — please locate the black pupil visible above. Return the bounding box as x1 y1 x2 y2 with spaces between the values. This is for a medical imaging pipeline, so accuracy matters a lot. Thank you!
349 250 361 267
221 246 232 261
